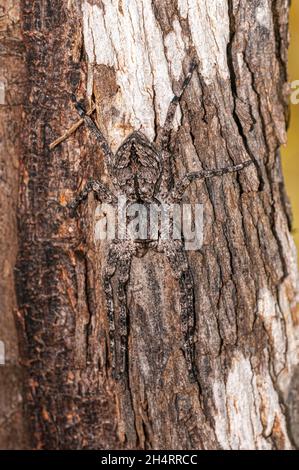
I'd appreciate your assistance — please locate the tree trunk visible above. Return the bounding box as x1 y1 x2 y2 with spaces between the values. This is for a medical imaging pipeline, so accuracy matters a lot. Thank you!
0 0 28 449
2 0 298 450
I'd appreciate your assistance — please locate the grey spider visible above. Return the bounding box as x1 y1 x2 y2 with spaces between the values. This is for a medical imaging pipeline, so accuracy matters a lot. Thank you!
66 61 252 381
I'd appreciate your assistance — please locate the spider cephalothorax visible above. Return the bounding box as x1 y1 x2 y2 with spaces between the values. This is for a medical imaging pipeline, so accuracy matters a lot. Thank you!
59 61 252 381
113 132 162 202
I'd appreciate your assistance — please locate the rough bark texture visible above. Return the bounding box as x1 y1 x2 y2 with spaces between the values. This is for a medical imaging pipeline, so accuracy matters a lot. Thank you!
0 0 28 449
1 0 299 450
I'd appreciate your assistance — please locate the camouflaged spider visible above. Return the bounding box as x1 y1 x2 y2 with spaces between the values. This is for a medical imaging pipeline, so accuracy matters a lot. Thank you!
67 61 252 381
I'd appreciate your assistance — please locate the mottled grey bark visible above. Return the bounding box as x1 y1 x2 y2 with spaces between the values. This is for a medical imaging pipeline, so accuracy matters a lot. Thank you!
0 0 298 450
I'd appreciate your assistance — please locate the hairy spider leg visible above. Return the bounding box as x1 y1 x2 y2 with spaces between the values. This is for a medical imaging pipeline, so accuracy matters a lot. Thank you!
161 240 197 381
156 60 198 151
74 100 115 172
117 256 133 376
68 179 116 215
104 243 134 379
156 60 198 197
103 246 118 374
169 160 253 202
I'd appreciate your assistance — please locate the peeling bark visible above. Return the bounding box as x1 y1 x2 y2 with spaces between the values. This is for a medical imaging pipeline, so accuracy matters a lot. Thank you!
1 0 298 450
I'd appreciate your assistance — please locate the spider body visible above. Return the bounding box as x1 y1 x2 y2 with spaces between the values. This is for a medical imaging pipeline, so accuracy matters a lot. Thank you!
66 62 252 381
113 132 162 203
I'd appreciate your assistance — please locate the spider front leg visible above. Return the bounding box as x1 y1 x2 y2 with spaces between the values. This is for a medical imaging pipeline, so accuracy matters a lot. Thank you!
72 97 114 173
104 243 134 380
169 160 253 202
68 179 116 216
156 60 198 151
160 240 197 382
155 60 198 197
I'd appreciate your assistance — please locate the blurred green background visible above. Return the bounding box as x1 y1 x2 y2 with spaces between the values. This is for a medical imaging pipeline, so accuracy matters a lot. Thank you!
282 2 299 257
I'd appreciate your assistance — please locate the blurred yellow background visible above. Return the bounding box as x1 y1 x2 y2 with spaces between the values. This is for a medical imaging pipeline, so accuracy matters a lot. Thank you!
282 2 299 258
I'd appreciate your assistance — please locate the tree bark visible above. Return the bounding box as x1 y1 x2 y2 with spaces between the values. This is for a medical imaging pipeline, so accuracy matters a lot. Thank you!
2 0 298 450
0 0 28 449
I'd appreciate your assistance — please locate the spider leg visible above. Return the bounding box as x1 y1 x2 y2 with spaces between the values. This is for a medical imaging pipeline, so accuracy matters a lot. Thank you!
156 149 173 198
104 246 118 374
73 98 114 171
156 60 198 151
117 255 133 376
68 179 116 216
168 160 253 203
161 240 197 381
103 243 134 379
